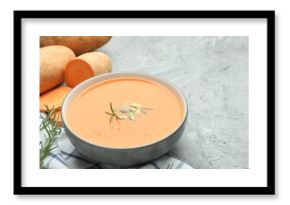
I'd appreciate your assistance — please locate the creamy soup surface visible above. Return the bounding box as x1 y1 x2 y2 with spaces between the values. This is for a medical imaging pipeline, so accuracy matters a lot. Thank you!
66 76 183 148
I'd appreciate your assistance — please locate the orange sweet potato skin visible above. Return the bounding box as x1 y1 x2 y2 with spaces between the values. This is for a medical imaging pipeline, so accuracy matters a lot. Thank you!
40 46 75 94
40 86 71 112
40 36 112 56
76 52 112 75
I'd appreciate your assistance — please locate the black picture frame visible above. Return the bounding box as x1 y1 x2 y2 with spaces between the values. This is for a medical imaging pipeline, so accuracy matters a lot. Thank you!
14 10 275 195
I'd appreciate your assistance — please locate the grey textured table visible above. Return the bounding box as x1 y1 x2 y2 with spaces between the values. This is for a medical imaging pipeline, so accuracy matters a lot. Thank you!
99 36 248 169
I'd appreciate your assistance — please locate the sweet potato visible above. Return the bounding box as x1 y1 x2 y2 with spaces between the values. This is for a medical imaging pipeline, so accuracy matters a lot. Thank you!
64 52 112 88
40 86 71 112
40 36 112 56
40 46 75 94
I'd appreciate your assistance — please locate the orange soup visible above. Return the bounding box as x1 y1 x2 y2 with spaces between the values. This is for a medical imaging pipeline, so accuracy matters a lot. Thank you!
66 76 184 148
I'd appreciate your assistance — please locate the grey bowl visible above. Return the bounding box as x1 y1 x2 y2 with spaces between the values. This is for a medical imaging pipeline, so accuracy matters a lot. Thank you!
62 73 188 167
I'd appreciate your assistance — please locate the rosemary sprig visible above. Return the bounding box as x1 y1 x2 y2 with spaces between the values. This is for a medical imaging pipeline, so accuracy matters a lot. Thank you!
105 103 121 124
129 105 138 109
39 105 61 168
105 102 154 124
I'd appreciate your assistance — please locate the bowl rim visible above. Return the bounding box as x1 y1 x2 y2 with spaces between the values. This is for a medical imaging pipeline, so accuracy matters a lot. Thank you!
62 72 188 150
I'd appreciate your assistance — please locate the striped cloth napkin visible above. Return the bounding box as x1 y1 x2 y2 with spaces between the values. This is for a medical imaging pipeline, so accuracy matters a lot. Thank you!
41 127 192 169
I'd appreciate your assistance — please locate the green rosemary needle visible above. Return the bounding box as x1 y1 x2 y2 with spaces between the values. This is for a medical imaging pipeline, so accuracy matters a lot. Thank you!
105 103 121 124
39 105 61 168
